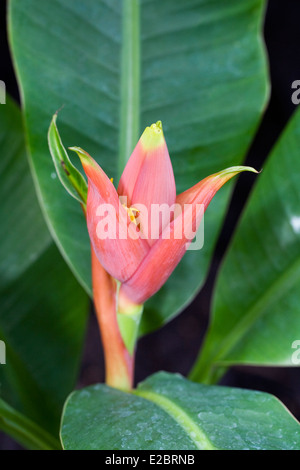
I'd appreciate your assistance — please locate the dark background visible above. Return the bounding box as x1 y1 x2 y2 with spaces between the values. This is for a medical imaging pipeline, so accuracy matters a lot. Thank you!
1 0 300 450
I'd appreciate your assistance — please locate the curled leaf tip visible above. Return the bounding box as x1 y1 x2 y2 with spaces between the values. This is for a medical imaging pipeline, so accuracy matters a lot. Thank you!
54 104 65 117
215 165 259 179
244 166 259 174
68 146 95 166
69 147 85 163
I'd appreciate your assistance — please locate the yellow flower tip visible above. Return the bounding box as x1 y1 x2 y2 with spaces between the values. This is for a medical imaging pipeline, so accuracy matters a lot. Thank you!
150 120 163 133
141 120 165 152
118 289 143 316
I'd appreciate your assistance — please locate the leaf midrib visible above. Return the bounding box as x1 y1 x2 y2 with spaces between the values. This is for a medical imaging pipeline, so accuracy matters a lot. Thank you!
118 0 140 177
134 388 216 450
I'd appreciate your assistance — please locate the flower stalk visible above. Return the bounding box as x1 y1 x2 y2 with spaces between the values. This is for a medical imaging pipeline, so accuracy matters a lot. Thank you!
91 248 134 390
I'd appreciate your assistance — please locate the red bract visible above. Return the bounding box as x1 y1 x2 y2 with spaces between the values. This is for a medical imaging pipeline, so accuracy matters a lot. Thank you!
72 122 257 305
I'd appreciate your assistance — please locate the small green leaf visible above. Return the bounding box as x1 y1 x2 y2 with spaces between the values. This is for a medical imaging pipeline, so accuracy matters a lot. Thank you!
60 372 300 450
48 113 87 207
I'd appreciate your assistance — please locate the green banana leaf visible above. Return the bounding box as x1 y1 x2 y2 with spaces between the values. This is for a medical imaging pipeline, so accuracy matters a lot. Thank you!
0 97 88 437
9 0 269 333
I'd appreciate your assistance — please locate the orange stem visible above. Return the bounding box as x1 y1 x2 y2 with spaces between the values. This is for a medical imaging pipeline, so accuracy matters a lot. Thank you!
91 247 134 390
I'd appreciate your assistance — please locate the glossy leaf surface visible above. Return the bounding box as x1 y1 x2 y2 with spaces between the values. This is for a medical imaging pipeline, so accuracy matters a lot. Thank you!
191 109 300 383
0 97 88 436
9 0 269 331
61 372 300 450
